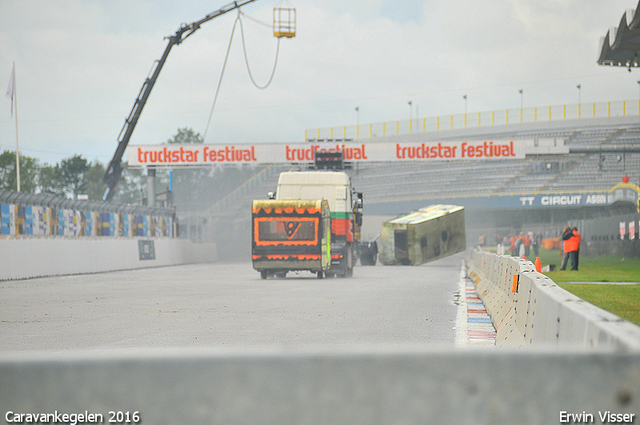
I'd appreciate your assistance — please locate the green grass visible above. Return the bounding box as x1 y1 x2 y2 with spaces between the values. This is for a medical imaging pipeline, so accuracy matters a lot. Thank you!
537 250 640 283
557 283 640 326
535 248 640 326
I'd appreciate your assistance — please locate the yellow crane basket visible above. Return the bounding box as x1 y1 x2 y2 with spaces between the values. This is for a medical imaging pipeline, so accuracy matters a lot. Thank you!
273 6 296 38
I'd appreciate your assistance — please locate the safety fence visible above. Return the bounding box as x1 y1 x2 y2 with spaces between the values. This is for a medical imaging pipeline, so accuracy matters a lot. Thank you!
467 248 640 349
0 190 176 238
305 99 640 141
570 212 640 258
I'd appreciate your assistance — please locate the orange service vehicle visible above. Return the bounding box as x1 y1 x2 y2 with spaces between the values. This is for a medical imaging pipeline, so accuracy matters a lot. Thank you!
252 199 331 279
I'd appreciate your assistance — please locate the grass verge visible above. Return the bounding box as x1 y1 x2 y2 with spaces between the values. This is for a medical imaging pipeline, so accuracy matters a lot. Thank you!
535 248 640 326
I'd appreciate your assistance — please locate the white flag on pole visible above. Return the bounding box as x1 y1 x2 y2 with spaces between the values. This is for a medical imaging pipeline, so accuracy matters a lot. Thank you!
6 65 15 117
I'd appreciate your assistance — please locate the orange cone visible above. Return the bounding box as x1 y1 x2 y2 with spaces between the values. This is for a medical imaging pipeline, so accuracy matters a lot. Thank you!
535 257 541 273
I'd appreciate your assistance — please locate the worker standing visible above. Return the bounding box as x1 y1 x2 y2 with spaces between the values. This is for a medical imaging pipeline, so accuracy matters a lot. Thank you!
572 226 581 271
560 226 579 271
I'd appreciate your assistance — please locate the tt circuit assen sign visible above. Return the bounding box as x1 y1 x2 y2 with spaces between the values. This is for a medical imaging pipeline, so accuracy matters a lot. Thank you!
517 184 640 208
127 140 525 167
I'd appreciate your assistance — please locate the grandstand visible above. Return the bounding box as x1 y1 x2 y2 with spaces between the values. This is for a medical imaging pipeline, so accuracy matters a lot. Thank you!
350 116 640 209
202 115 639 213
195 112 639 252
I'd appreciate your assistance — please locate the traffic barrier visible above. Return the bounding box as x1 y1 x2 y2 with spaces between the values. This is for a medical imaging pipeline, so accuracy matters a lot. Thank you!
0 190 176 238
0 238 216 280
467 248 640 350
1 348 639 425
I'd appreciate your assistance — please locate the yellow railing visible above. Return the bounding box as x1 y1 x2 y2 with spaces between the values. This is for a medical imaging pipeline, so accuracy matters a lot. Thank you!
304 100 640 141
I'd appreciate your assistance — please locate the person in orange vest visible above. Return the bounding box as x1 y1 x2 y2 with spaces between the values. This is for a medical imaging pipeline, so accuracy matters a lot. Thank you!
509 234 518 256
572 226 581 270
560 226 579 271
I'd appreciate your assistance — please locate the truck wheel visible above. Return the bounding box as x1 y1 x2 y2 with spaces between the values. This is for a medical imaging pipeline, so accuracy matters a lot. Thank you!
360 253 374 265
344 246 354 277
260 271 268 279
345 266 353 277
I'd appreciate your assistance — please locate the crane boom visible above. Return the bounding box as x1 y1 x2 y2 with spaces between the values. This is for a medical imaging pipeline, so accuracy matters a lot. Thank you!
103 0 258 201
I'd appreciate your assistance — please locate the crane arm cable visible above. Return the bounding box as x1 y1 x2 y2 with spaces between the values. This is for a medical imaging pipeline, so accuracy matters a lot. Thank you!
239 10 272 28
203 16 239 141
238 16 281 90
203 13 281 141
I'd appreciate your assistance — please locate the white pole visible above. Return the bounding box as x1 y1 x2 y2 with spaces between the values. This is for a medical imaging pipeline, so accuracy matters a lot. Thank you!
11 62 20 192
13 61 20 192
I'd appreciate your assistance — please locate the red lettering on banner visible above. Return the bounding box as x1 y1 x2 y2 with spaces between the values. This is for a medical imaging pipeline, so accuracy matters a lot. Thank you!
285 144 367 162
341 144 367 160
132 140 521 166
137 146 200 164
461 141 516 158
445 145 456 158
396 142 456 159
394 141 521 160
286 145 319 161
202 146 257 163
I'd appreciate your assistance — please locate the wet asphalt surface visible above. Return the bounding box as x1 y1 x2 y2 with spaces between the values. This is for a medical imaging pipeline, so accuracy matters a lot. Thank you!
0 253 464 351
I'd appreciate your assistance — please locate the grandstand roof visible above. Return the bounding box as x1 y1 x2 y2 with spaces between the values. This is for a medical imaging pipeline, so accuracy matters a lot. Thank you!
598 0 640 69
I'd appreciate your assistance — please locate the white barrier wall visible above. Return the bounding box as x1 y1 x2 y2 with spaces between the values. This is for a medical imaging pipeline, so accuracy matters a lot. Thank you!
0 238 216 280
1 348 639 425
467 249 640 350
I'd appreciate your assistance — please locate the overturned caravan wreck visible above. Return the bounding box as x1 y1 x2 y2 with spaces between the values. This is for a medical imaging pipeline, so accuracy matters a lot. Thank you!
379 204 466 266
251 199 331 279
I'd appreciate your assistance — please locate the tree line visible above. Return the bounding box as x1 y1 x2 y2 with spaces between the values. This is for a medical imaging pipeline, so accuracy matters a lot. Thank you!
0 128 263 209
0 151 109 200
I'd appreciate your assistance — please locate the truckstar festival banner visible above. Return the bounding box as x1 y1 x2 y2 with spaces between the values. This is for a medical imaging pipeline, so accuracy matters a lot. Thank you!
127 140 526 167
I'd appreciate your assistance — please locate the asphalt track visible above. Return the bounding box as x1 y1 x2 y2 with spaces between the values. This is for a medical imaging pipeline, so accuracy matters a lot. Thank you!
0 253 464 351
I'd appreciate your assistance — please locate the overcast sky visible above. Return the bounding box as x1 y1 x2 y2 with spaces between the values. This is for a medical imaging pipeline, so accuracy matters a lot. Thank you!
1 0 639 165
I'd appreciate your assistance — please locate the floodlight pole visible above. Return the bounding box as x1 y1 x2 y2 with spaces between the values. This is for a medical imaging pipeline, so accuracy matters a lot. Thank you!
577 84 581 118
519 89 523 109
519 89 523 122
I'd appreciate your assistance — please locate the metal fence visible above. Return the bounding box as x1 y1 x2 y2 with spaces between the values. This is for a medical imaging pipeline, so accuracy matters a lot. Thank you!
0 189 176 238
305 99 640 141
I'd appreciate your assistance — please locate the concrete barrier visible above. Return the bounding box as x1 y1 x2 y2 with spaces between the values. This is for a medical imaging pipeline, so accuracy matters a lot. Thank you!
1 347 639 425
467 249 640 350
0 237 217 280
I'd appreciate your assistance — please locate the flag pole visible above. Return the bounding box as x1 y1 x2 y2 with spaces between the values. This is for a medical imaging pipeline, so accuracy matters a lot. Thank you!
12 62 20 192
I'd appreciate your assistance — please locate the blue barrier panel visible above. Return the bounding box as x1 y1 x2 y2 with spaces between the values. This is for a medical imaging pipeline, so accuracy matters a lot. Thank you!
110 213 116 236
25 206 33 235
1 204 9 235
58 209 65 236
86 211 93 236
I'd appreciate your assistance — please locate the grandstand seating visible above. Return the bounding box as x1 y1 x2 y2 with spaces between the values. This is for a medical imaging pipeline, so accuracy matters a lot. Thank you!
201 117 640 218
